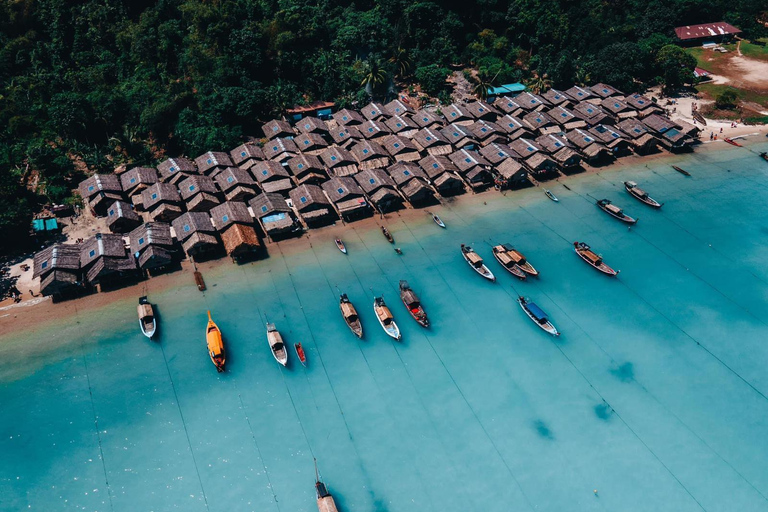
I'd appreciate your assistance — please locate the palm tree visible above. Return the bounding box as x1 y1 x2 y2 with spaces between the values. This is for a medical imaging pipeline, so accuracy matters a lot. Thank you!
574 67 590 87
527 73 551 95
389 47 413 79
361 59 388 99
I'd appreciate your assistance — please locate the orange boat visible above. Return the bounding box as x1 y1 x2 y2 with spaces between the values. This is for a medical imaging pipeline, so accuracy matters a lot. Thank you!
206 311 226 372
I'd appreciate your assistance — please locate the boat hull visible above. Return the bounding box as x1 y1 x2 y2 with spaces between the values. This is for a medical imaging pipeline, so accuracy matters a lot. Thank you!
492 252 527 280
206 312 226 372
545 190 559 202
518 299 559 336
432 215 446 228
373 299 401 340
139 319 156 339
461 247 496 281
597 203 637 224
574 248 618 276
625 184 661 208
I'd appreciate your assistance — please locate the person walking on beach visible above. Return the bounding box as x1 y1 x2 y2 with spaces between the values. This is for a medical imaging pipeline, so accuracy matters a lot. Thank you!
710 132 714 141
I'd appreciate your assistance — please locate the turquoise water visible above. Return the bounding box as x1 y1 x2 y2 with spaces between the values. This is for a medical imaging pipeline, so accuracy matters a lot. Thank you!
2 143 768 511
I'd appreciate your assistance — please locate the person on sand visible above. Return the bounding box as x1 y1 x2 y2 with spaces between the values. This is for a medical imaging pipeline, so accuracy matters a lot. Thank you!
710 132 714 141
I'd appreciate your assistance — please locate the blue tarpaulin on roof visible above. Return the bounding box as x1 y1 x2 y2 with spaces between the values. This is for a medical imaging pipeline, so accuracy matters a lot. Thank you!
32 218 58 232
262 212 287 223
487 83 526 96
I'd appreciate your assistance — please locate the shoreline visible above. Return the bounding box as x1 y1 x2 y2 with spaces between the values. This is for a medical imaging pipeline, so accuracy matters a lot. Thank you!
2 132 766 338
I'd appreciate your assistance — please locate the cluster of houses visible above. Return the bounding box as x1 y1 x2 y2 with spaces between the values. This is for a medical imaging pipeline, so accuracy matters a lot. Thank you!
33 82 699 299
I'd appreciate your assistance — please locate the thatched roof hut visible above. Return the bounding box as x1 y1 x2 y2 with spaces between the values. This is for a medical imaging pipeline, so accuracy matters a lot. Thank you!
448 149 492 190
142 182 183 222
384 115 418 137
496 114 531 140
105 200 142 234
442 103 472 125
573 102 613 126
380 134 420 162
289 184 336 227
616 119 658 153
129 222 175 270
78 174 123 216
440 123 477 149
411 128 452 156
249 192 301 237
295 116 329 135
214 166 258 202
410 109 443 129
262 119 294 139
493 96 526 117
479 143 520 166
322 177 371 221
515 92 549 112
494 158 528 189
249 160 295 195
547 106 586 130
588 125 631 154
287 154 328 185
386 162 434 204
327 125 362 148
349 140 390 171
464 101 498 121
33 244 82 297
522 111 559 135
230 143 265 168
263 137 299 162
418 155 464 196
467 120 505 146
564 85 594 103
601 97 636 120
178 174 221 212
624 94 661 118
80 233 136 284
293 132 329 154
210 201 253 232
359 120 391 140
120 167 158 197
565 129 613 162
590 82 623 99
354 169 402 212
541 89 571 108
362 102 386 120
157 157 197 185
319 146 359 177
333 108 365 126
172 212 220 258
383 99 413 117
195 151 234 178
220 223 262 258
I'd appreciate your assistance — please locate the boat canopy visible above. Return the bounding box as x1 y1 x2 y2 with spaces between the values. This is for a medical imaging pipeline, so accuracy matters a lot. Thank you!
496 251 515 267
376 305 393 322
137 303 153 318
583 250 602 265
401 289 419 307
508 249 526 264
341 301 357 319
466 251 483 265
526 302 549 323
605 203 623 215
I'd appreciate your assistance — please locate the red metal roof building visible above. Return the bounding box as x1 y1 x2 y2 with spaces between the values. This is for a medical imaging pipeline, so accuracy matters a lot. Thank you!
674 22 741 43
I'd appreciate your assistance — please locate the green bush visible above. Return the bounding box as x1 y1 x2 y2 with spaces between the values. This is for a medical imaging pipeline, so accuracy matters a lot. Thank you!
416 65 451 96
715 90 739 110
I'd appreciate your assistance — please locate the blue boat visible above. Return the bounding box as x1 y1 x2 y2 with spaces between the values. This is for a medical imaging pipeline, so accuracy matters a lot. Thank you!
518 296 559 336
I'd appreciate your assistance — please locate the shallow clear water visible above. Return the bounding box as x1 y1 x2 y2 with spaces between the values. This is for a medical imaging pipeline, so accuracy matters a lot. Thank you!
2 143 768 512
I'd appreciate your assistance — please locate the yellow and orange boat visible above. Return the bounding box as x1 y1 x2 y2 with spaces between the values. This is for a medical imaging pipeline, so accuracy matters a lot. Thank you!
206 311 226 372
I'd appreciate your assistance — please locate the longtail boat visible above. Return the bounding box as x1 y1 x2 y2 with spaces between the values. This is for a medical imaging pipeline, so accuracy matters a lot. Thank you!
295 342 307 367
724 137 742 147
545 189 559 202
596 199 637 224
381 226 394 243
315 459 339 512
461 244 495 281
373 296 401 340
399 280 429 327
672 165 691 176
339 294 363 338
624 181 662 208
491 244 527 280
266 322 288 366
573 242 618 276
518 296 559 336
431 213 446 228
206 311 225 372
335 239 347 254
138 296 156 339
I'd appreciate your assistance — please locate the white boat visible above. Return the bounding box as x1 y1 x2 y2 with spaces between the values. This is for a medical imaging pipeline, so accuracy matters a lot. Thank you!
335 239 347 254
624 181 662 208
431 213 446 228
266 322 288 366
545 189 559 202
373 296 401 340
596 199 637 224
518 296 559 336
138 296 156 339
460 244 495 281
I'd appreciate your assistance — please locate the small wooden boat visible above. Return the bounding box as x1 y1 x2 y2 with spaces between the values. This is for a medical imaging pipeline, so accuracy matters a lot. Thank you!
381 226 394 243
545 189 559 202
596 199 637 224
373 296 401 340
672 165 691 177
206 311 225 372
294 342 307 367
266 322 288 366
491 244 528 280
431 213 446 228
461 244 495 281
394 247 403 255
724 137 742 147
399 280 429 327
335 239 347 254
573 241 618 276
315 459 339 512
137 296 156 339
624 181 662 208
194 271 206 291
760 152 768 162
339 294 363 338
518 296 559 336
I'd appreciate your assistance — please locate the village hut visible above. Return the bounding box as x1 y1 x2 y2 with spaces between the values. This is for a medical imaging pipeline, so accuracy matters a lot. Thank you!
410 109 443 129
249 192 302 239
624 94 662 118
565 129 614 164
440 123 477 149
588 125 631 156
573 102 614 126
249 160 295 196
33 244 83 297
509 138 559 177
230 143 265 168
78 174 124 216
380 134 421 162
493 96 527 117
287 154 328 185
319 146 359 177
563 85 595 104
289 184 336 228
195 151 234 178
522 111 560 135
178 174 221 212
262 119 295 139
354 168 403 212
120 167 158 199
129 222 175 271
616 119 659 154
386 162 435 205
322 177 372 221
362 102 386 120
494 158 529 189
515 92 550 112
332 108 365 126
496 114 532 140
411 127 452 156
350 140 390 171
535 134 582 171
105 200 142 234
210 201 261 259
383 99 413 117
80 233 137 286
464 101 499 121
641 114 691 150
295 116 329 135
590 83 623 99
467 120 506 146
547 105 587 131
214 166 259 202
384 115 418 137
479 143 521 166
541 89 572 108
172 212 220 259
601 97 637 121
448 149 493 190
263 137 299 163
418 155 465 196
157 157 197 185
141 182 184 222
293 132 329 155
326 125 362 148
441 103 473 125
359 120 391 140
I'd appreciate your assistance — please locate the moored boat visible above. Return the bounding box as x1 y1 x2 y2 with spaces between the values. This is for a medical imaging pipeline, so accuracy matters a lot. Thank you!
672 165 691 176
335 239 347 254
461 244 495 281
760 152 768 162
624 181 662 208
373 296 401 340
545 189 559 202
431 212 446 228
206 311 226 372
491 244 527 280
596 199 637 224
399 280 429 327
724 137 742 147
138 296 156 339
381 226 394 243
295 342 307 367
339 293 363 338
315 459 339 512
518 296 559 336
573 241 618 276
266 322 288 366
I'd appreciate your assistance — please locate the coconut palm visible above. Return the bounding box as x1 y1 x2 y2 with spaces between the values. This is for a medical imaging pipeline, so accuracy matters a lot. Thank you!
361 59 388 99
389 47 413 78
527 73 551 95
